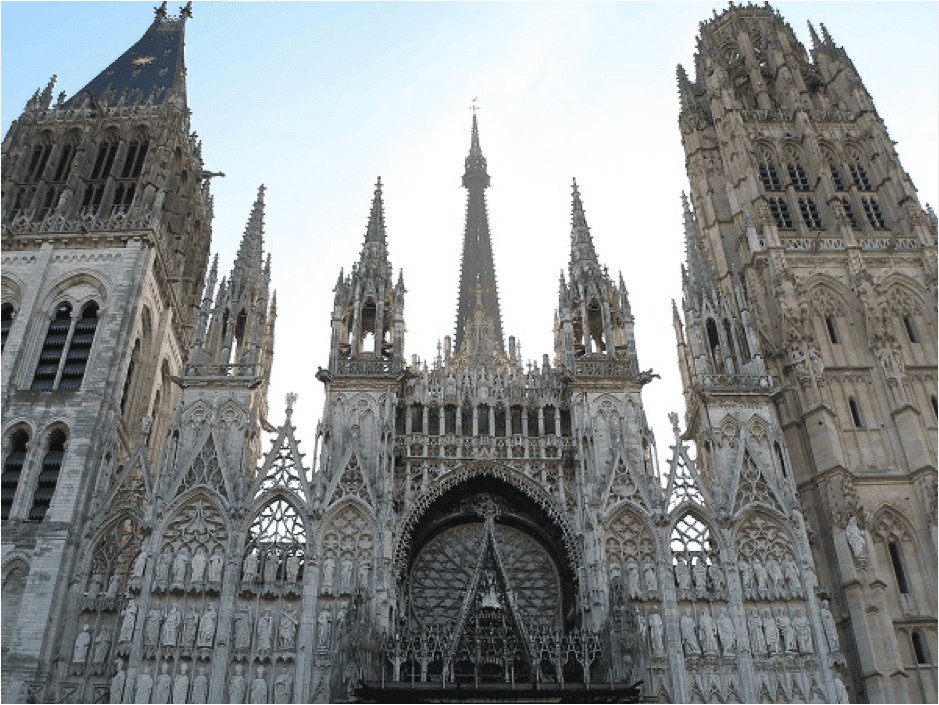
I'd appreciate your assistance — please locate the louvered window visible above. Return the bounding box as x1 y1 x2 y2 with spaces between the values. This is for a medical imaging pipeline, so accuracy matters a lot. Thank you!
81 140 118 216
37 186 59 221
111 138 148 216
10 185 36 221
768 198 793 228
32 303 72 390
830 166 846 190
862 197 886 228
1 430 30 521
24 143 52 183
787 163 810 190
759 162 782 190
59 303 98 390
840 198 858 228
849 163 872 190
798 198 823 228
52 143 75 182
28 430 67 522
1 303 15 352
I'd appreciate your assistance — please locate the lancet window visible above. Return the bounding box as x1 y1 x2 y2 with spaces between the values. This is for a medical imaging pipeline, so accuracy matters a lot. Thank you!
120 339 140 414
758 162 782 191
705 318 724 375
81 136 119 217
784 148 810 191
24 140 53 183
1 428 30 520
29 427 67 522
848 398 864 428
849 162 872 191
862 197 886 228
85 516 141 600
32 302 72 390
1 302 15 351
912 631 929 665
242 498 307 590
767 197 793 228
798 198 823 228
888 542 909 594
32 301 99 391
839 198 859 228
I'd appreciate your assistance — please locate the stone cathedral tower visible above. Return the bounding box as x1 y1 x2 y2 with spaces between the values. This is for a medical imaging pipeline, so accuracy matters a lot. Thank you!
674 4 937 703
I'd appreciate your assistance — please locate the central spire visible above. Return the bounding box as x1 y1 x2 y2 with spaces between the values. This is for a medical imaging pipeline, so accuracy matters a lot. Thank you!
455 113 504 353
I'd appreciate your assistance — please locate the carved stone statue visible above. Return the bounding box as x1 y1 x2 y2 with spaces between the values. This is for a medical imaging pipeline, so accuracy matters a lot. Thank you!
680 609 700 655
692 557 708 594
609 561 622 584
625 560 641 599
257 609 273 651
191 665 208 704
197 603 217 648
279 607 298 650
208 547 224 585
132 550 149 579
172 545 191 587
792 607 813 654
156 546 173 585
748 607 766 656
161 604 180 648
190 546 208 588
845 516 868 561
776 607 796 652
134 666 154 704
766 557 784 598
230 664 247 704
675 556 692 594
234 607 253 650
321 556 335 594
145 607 163 648
318 607 333 648
105 573 121 600
699 609 718 655
273 669 292 704
243 550 259 583
92 628 110 666
341 556 354 591
752 557 769 599
73 624 92 664
285 552 301 583
783 557 802 597
250 666 268 704
87 571 104 600
153 662 172 704
649 611 665 656
173 662 190 704
707 557 724 593
181 606 199 648
358 559 370 590
716 608 736 656
263 549 279 584
119 598 138 644
642 560 657 594
738 558 754 598
110 659 126 704
762 608 780 654
820 599 841 652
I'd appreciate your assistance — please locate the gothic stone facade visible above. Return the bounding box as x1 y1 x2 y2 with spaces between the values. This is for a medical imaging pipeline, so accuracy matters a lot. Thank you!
2 4 936 704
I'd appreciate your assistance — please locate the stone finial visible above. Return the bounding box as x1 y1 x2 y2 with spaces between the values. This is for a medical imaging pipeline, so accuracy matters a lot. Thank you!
285 392 298 415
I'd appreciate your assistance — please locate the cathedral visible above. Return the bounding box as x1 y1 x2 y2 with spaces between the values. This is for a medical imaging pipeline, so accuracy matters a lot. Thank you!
1 3 936 704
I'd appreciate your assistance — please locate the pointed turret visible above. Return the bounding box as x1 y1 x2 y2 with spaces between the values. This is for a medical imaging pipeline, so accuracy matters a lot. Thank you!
358 177 392 281
569 179 601 280
454 113 503 354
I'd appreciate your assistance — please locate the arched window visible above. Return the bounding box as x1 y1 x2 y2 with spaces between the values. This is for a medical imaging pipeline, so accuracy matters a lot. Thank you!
902 316 919 344
1 303 15 351
768 197 794 228
848 398 864 428
798 198 823 228
825 316 840 344
544 406 557 436
121 339 141 414
60 302 98 390
862 198 886 228
736 322 751 362
930 395 937 418
849 162 872 191
2 429 30 520
774 441 787 478
723 319 737 368
839 198 859 228
786 162 809 191
706 318 724 374
24 141 53 183
912 631 930 665
830 165 846 190
31 302 72 390
81 137 119 216
29 428 67 522
888 541 910 594
52 141 76 183
759 161 782 191
2 562 30 651
120 137 149 179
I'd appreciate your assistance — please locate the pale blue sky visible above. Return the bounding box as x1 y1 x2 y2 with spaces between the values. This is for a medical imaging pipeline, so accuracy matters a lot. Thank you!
4 2 937 462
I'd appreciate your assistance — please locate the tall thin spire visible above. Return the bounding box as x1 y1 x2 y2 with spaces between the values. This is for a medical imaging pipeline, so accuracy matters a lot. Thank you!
569 179 601 277
230 185 265 302
455 112 503 353
358 177 391 280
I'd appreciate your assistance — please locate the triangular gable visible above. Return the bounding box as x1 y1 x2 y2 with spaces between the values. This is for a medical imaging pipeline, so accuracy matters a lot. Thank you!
169 431 232 501
664 440 709 512
323 449 374 509
251 419 312 503
603 453 650 513
102 452 149 519
731 443 785 516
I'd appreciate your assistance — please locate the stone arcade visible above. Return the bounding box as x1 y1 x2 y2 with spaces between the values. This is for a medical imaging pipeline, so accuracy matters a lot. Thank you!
2 3 936 703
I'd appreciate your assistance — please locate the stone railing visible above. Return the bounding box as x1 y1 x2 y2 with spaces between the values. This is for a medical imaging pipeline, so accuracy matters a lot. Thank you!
699 373 774 390
575 357 631 378
336 358 391 376
397 433 569 461
183 363 258 377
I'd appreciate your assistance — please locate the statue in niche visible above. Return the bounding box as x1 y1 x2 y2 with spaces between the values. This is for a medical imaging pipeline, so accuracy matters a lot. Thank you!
748 607 766 655
190 546 208 588
318 607 333 648
181 606 199 649
73 624 92 664
207 546 224 585
321 556 335 594
234 607 253 650
161 604 180 648
609 561 622 584
341 556 354 591
766 557 785 598
820 599 841 652
699 609 718 655
279 607 298 650
243 549 259 584
783 557 802 597
285 552 301 584
625 560 641 599
145 607 163 649
680 609 700 655
674 556 692 594
263 549 279 584
273 669 292 704
191 665 208 704
716 608 736 656
834 675 850 704
692 557 708 594
776 607 796 652
153 662 172 704
792 608 813 654
173 662 190 704
752 557 769 599
648 611 665 656
92 628 111 667
105 573 121 600
229 664 247 704
642 560 657 594
845 516 868 562
132 549 149 580
738 557 754 598
87 571 104 600
707 557 724 592
134 666 154 704
762 608 780 654
257 609 273 651
156 546 173 585
358 559 370 590
197 603 217 648
110 659 126 704
172 545 191 587
250 666 268 704
119 598 138 644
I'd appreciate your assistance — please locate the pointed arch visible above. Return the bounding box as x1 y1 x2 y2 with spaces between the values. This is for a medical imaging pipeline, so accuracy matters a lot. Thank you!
323 448 374 509
81 512 142 600
152 492 229 594
318 500 375 596
174 431 230 500
239 490 310 592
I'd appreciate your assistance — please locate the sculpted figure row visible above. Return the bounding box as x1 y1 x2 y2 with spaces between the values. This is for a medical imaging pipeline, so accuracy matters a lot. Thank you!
232 606 299 652
609 558 659 601
738 554 804 601
673 554 725 599
153 543 224 593
242 548 303 586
